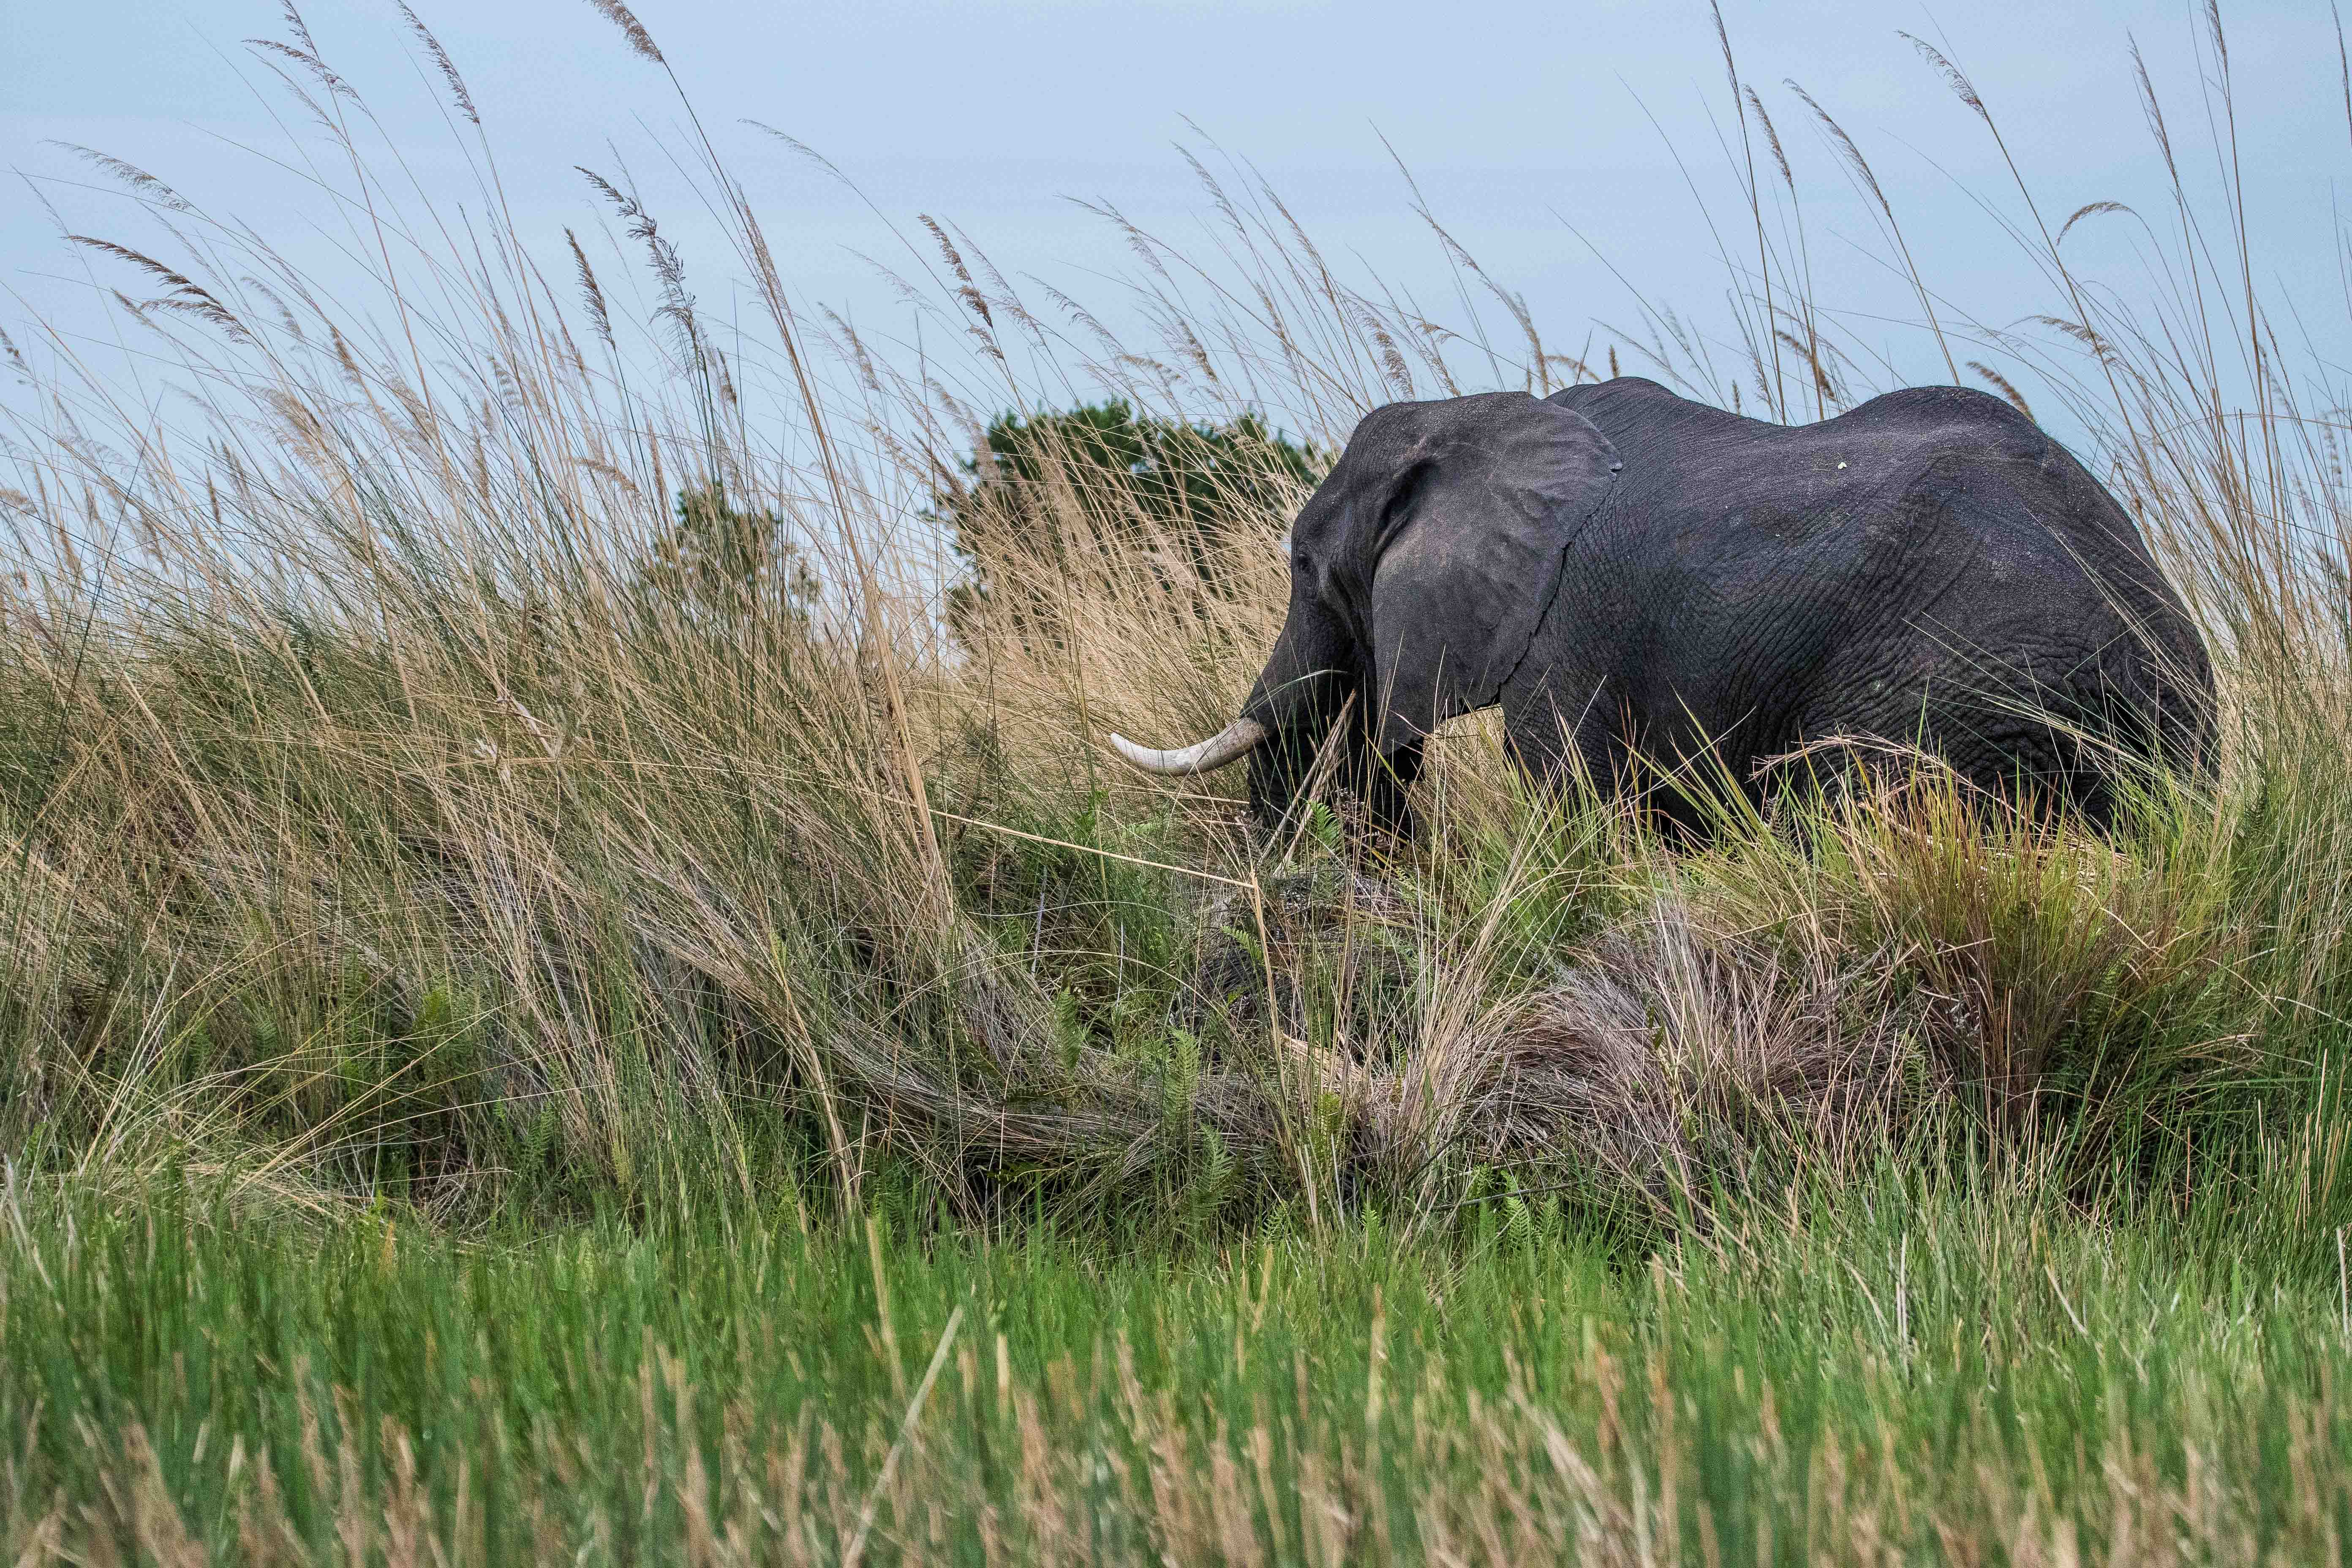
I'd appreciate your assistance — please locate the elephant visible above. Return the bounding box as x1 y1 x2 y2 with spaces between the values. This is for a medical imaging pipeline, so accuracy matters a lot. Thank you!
1109 377 2215 838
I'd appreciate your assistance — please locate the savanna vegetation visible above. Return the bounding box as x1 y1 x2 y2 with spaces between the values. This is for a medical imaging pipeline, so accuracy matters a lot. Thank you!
3 1 2350 1561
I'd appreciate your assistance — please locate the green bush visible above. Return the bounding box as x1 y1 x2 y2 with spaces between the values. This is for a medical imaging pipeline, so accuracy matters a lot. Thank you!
634 482 819 621
938 401 1320 648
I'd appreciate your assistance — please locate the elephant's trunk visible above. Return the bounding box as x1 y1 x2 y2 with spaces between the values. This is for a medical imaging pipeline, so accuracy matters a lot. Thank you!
1108 717 1269 776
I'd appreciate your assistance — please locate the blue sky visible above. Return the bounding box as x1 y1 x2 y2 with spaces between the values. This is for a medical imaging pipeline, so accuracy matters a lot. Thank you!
2 0 2343 430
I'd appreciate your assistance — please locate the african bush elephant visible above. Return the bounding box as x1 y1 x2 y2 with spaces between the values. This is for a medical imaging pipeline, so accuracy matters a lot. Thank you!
1111 377 2215 836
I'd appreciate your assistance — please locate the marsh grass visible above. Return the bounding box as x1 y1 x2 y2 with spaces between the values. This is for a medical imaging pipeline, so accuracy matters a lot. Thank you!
4 1 2352 1560
9 1168 2352 1566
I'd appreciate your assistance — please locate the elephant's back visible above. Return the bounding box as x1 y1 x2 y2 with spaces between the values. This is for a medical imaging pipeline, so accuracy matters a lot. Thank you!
1543 378 2211 768
1555 378 2070 540
1551 376 2050 451
1556 378 2182 618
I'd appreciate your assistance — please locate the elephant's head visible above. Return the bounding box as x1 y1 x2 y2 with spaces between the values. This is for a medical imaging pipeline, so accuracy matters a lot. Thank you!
1110 391 1621 830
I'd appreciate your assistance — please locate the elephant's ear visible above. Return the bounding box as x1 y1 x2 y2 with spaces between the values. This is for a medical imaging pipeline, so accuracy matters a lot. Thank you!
1366 394 1620 755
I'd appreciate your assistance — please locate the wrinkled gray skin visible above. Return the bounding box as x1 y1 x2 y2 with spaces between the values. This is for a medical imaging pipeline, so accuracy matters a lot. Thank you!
1230 378 2215 837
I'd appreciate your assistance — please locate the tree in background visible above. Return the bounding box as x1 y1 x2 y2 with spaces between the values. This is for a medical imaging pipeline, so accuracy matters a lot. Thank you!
937 402 1322 650
636 482 819 624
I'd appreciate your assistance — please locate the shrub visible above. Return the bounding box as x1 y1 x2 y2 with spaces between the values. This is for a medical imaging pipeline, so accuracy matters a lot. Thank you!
938 402 1320 651
634 482 819 623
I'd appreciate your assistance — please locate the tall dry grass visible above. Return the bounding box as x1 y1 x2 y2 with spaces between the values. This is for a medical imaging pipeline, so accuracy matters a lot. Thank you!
0 0 2346 1246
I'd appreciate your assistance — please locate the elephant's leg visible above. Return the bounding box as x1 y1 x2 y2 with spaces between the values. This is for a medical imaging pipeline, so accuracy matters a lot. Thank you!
1938 697 2118 831
1248 723 1330 830
1352 738 1424 840
1792 660 2095 828
1502 689 1637 816
1525 710 1759 843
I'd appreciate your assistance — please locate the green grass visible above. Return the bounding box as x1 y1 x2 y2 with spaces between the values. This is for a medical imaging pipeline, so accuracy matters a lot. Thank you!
7 1166 2352 1565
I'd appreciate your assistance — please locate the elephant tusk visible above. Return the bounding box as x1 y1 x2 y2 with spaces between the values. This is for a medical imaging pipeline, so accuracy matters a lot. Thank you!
1108 718 1269 775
